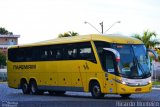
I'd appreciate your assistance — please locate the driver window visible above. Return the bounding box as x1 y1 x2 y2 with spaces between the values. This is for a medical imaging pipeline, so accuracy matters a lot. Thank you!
105 53 115 73
100 51 115 73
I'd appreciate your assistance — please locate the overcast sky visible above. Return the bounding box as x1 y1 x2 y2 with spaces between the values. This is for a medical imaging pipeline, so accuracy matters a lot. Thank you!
0 0 160 44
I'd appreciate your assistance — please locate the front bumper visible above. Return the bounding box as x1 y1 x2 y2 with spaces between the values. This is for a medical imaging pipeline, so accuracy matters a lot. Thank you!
116 83 152 94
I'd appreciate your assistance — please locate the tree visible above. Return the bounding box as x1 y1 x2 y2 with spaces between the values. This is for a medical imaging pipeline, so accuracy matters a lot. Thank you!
0 50 6 68
0 27 13 35
58 31 79 38
133 30 160 48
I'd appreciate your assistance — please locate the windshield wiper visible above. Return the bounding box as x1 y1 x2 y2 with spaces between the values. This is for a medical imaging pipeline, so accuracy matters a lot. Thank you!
133 56 147 78
131 45 149 78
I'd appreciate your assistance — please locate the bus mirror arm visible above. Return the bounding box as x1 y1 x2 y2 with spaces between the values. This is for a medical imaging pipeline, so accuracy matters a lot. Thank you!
147 49 159 62
103 48 120 62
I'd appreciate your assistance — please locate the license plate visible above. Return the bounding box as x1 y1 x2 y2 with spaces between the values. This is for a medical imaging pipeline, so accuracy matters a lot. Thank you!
135 88 141 92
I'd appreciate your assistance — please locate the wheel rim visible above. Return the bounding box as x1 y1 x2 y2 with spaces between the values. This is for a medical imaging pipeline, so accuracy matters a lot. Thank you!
31 84 36 93
22 83 28 93
93 85 100 96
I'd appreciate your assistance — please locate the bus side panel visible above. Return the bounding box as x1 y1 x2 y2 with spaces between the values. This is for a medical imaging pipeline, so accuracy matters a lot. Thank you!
84 63 118 94
7 61 23 89
37 62 51 86
80 61 104 92
56 61 82 88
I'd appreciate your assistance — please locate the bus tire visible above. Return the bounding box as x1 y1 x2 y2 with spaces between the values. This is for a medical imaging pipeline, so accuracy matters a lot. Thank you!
29 80 39 95
90 81 104 99
120 94 131 98
21 80 30 94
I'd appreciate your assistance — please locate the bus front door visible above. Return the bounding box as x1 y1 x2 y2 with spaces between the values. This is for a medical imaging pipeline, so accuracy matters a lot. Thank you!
103 48 120 93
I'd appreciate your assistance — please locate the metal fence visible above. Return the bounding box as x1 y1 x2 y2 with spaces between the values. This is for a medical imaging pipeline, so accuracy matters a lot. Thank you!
0 69 7 82
152 61 160 81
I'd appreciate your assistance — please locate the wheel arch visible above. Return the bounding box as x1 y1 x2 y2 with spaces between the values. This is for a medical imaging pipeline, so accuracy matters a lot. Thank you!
88 78 102 92
20 78 28 89
29 78 37 84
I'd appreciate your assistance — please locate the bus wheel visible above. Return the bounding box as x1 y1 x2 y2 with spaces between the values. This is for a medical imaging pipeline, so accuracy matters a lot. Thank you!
90 82 104 99
120 94 131 98
21 81 29 94
29 80 39 95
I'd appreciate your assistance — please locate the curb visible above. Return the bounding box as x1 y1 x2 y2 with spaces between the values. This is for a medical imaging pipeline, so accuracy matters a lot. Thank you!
152 87 160 90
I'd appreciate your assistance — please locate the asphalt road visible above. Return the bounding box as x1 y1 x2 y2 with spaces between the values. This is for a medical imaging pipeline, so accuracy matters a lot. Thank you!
0 83 160 107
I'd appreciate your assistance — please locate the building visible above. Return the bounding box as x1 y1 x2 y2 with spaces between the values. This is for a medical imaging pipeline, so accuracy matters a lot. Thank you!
0 34 20 54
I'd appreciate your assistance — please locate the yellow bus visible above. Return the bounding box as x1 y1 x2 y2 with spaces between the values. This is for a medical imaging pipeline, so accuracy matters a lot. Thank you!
7 34 158 98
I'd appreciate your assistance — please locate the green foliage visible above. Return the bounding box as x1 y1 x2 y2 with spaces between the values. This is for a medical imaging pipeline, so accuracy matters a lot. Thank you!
155 48 160 61
152 81 160 85
0 27 13 35
58 31 79 38
0 51 6 67
132 30 160 48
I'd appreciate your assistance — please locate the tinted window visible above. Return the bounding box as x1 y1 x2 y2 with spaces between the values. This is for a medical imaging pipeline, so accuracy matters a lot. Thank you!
8 42 96 63
94 41 111 66
64 44 78 60
94 41 111 54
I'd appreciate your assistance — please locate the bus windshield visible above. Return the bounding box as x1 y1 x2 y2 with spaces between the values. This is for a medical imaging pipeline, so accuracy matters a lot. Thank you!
113 44 150 79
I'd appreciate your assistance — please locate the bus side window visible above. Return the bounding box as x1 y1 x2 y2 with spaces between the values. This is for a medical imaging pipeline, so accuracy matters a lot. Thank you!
66 49 77 60
16 49 25 62
26 48 34 61
72 49 77 59
56 50 62 60
62 43 77 60
76 42 96 63
32 47 39 61
79 47 95 62
48 50 54 60
80 48 91 59
40 50 48 60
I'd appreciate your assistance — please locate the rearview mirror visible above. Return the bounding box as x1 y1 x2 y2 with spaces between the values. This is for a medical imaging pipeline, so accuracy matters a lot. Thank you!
103 48 120 62
147 49 159 62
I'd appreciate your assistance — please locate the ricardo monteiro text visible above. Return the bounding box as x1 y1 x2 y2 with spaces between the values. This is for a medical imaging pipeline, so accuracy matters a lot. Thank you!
13 65 36 70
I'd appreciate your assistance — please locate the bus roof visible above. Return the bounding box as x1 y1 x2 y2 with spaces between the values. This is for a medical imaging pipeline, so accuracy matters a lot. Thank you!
9 34 143 48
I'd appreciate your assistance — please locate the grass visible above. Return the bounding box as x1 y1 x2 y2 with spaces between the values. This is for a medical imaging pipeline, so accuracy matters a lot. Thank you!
152 81 160 85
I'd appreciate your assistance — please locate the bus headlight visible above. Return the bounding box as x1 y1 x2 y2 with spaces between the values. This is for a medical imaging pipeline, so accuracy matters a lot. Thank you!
115 79 127 85
148 80 152 84
122 81 126 85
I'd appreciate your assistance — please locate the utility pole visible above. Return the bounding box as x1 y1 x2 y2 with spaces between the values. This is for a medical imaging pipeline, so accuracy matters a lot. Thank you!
104 21 121 33
99 22 103 34
84 21 121 34
84 21 101 34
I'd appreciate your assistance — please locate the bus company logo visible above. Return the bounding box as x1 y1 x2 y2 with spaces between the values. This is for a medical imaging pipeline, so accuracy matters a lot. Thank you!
13 64 36 70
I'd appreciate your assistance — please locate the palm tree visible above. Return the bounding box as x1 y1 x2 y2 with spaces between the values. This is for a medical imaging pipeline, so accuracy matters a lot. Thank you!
133 30 160 48
58 31 79 38
0 27 13 35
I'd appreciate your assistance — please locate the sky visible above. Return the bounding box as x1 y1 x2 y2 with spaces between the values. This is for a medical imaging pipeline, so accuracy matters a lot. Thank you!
0 0 160 44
